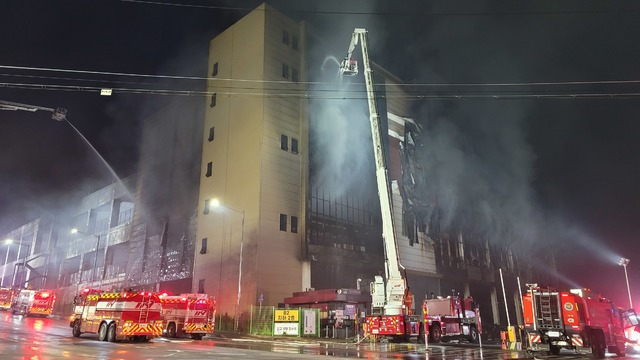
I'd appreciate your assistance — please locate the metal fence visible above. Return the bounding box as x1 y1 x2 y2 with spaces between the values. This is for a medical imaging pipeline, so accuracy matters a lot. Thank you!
250 305 275 335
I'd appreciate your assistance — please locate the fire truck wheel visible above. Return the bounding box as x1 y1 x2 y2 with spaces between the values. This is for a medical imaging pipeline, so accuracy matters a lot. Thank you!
72 321 82 338
468 326 479 344
98 323 108 341
549 345 561 355
107 323 117 342
429 325 442 343
167 323 177 338
191 334 203 340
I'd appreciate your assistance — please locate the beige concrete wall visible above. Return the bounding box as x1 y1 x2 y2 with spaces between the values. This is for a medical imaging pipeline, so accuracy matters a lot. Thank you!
194 4 306 317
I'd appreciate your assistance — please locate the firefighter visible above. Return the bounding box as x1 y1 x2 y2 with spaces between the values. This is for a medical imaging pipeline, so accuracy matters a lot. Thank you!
403 287 414 315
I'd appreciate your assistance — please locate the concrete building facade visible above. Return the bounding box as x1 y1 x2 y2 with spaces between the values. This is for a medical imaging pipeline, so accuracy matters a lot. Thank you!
194 4 308 324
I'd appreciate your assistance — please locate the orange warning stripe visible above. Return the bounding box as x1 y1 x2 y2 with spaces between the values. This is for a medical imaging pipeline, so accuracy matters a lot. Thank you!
122 324 163 336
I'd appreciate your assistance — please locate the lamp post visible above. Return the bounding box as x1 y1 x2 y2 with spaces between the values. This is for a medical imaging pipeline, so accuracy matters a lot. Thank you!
619 257 632 308
210 199 245 332
2 239 13 287
7 239 31 289
71 228 102 286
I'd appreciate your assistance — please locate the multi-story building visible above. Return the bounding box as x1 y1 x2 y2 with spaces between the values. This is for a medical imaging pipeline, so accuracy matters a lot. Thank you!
194 3 308 325
194 2 556 331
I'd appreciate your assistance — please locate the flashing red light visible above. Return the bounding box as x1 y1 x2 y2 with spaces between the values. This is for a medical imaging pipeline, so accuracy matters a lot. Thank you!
181 297 187 302
39 292 50 298
123 293 128 298
83 288 90 293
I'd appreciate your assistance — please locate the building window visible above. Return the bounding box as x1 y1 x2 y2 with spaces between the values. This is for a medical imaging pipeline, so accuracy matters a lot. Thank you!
282 30 289 45
205 162 212 177
203 199 210 214
198 279 205 293
200 238 208 254
291 138 299 154
282 63 289 79
281 134 288 151
210 93 217 108
291 216 298 233
212 62 218 76
292 36 298 50
208 127 215 142
292 68 299 82
280 214 287 231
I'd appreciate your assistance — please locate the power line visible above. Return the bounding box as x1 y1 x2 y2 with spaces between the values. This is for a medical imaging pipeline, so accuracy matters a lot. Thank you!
3 64 640 89
121 0 640 16
3 81 640 101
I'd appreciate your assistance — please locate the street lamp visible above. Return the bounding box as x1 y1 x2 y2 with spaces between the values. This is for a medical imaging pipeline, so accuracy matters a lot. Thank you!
619 257 633 308
71 228 102 286
209 199 245 332
2 239 13 287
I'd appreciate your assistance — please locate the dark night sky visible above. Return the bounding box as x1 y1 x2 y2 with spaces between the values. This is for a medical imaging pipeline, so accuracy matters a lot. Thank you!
2 0 640 307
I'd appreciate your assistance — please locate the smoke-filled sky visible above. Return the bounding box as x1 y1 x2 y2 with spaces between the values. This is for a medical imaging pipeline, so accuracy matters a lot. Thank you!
2 0 640 306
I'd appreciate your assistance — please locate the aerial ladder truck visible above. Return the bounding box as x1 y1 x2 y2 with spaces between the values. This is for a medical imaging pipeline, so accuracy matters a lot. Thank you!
339 28 422 341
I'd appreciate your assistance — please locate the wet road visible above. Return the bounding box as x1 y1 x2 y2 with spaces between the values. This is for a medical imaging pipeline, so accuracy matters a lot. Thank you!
1 312 638 359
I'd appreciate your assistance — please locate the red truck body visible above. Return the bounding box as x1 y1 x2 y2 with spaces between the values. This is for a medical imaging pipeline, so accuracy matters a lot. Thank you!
523 287 633 358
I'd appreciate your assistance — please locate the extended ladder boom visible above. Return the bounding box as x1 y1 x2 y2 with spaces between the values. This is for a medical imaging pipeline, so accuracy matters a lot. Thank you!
340 28 405 315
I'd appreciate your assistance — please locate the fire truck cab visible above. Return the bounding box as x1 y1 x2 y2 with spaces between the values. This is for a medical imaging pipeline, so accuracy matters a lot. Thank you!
0 288 15 311
159 293 216 340
423 295 481 343
11 289 56 317
523 286 634 358
70 289 163 342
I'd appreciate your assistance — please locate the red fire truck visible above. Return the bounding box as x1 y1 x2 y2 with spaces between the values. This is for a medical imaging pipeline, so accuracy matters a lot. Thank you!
0 288 15 311
523 286 636 358
423 295 481 343
70 289 163 342
11 289 56 317
159 293 216 340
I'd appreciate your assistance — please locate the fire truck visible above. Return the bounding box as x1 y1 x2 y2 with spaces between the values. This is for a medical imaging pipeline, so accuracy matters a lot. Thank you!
0 288 15 311
159 293 216 340
523 286 637 358
423 295 481 343
11 289 56 317
70 289 163 342
339 28 422 342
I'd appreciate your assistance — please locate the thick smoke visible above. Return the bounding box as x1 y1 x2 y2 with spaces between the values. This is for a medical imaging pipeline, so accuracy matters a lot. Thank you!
409 101 543 247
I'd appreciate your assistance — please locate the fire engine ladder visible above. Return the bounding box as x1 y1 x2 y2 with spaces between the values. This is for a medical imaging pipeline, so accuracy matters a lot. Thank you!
537 291 558 328
138 293 150 324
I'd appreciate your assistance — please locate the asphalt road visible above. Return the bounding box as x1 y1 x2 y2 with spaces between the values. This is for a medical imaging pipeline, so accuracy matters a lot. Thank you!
3 312 638 359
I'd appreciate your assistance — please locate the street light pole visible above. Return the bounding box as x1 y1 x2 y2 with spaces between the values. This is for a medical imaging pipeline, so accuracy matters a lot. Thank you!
210 199 245 332
2 239 11 287
619 257 632 308
9 241 31 289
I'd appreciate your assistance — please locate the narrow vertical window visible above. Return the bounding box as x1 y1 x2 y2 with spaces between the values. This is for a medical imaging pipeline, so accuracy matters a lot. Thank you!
291 216 298 233
210 93 217 108
292 68 299 82
205 162 212 177
212 62 218 76
280 214 287 231
198 279 205 293
203 199 210 214
200 238 208 254
282 30 289 45
291 138 299 154
282 63 289 79
208 127 215 142
280 134 288 151
292 36 298 50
